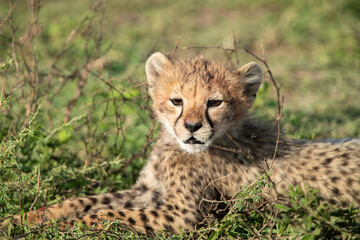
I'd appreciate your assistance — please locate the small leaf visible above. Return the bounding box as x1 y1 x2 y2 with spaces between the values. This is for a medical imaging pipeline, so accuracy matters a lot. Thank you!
302 234 315 240
57 128 72 143
291 198 299 210
306 215 312 231
312 227 321 235
275 204 291 211
277 222 288 235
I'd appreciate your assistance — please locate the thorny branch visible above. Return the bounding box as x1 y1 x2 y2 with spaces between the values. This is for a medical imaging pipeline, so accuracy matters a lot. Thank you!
1 0 154 223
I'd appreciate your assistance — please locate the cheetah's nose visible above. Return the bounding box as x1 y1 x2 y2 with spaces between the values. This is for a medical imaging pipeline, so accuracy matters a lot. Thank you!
184 122 202 133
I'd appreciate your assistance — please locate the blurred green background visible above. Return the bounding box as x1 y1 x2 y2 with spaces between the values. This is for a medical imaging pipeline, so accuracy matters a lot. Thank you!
2 0 359 137
0 0 359 238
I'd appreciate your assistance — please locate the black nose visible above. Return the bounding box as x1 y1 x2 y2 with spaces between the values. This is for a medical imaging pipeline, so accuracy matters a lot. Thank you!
184 122 202 133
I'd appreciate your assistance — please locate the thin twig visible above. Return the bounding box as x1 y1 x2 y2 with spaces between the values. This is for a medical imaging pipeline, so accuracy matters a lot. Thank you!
0 0 17 28
169 35 182 58
232 31 240 65
29 167 41 211
0 75 4 109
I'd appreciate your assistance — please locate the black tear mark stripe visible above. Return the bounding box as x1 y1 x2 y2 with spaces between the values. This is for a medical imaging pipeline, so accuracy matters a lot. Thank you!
193 82 197 98
174 106 183 126
205 108 214 128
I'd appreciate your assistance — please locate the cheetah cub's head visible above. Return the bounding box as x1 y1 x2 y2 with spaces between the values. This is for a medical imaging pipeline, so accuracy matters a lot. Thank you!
146 52 263 154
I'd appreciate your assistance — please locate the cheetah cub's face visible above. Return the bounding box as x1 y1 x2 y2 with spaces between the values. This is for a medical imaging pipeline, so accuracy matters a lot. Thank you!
146 53 263 153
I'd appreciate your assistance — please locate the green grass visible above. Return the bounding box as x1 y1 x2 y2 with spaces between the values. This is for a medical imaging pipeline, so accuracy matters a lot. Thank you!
0 0 360 239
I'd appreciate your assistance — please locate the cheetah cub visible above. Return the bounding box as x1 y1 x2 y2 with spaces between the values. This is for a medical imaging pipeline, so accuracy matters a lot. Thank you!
2 53 360 234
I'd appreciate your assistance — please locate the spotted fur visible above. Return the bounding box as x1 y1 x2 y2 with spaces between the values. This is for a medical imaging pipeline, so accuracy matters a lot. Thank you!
1 53 359 234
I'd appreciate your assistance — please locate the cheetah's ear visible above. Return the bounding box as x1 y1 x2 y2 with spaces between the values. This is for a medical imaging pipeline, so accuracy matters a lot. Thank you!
237 62 263 104
145 52 172 88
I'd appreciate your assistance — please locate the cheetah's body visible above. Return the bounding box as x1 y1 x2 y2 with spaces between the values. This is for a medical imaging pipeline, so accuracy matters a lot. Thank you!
2 53 360 234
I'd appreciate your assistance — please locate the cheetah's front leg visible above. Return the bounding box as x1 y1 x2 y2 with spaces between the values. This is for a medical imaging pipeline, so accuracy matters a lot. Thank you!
61 203 201 235
0 186 158 228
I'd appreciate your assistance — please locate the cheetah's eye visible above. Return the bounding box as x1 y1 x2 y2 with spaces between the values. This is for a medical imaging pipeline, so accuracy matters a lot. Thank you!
207 100 222 107
170 99 183 106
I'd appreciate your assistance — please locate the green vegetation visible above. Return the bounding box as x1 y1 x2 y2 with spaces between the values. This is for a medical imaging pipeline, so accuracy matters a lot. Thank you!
0 0 359 239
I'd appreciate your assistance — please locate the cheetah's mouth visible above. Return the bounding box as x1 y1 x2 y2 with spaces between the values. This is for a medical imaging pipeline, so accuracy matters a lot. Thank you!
184 136 205 145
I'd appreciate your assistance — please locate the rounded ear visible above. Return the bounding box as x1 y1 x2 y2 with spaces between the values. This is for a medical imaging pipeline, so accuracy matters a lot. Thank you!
145 52 171 88
237 62 263 104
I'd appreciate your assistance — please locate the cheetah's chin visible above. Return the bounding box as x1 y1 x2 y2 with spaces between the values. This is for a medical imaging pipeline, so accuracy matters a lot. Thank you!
176 137 212 154
184 137 205 145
